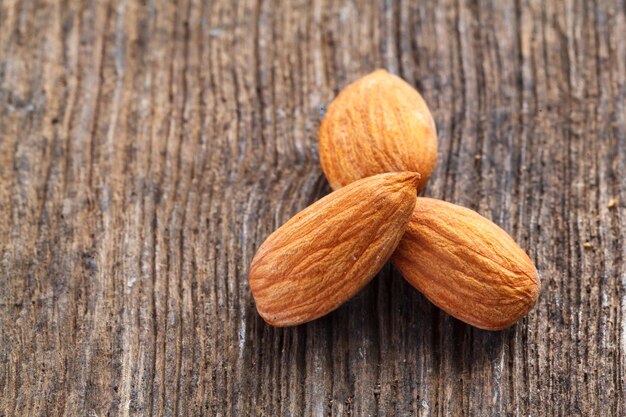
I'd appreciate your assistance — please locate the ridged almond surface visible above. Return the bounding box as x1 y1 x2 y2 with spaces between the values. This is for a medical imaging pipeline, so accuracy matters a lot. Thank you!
319 69 438 192
249 172 420 326
392 198 540 330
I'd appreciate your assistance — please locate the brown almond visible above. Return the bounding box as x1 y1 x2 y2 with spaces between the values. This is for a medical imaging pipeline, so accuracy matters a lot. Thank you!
249 172 420 326
319 69 438 192
392 198 540 330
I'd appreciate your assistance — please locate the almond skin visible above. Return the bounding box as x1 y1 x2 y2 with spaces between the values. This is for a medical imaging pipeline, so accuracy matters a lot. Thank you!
249 172 420 326
319 69 437 192
392 198 540 330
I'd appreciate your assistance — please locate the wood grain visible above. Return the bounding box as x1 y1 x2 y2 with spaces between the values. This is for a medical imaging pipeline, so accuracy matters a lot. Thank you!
0 0 624 416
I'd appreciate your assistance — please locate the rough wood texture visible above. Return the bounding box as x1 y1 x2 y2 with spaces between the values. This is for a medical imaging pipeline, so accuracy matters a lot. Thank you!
0 0 624 416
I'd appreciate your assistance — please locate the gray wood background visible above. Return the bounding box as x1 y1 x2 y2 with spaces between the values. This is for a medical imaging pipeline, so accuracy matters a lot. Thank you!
1 0 625 416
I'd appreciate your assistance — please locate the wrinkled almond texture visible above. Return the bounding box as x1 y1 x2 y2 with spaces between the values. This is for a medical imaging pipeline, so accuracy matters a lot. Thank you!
319 69 438 192
392 198 540 330
249 172 420 326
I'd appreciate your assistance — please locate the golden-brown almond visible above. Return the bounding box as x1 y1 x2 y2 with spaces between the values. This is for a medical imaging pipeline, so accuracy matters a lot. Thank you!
319 69 437 192
392 198 540 330
249 172 420 326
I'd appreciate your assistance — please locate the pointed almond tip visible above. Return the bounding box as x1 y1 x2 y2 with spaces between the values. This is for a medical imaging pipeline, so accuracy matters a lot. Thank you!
395 171 421 189
368 69 393 81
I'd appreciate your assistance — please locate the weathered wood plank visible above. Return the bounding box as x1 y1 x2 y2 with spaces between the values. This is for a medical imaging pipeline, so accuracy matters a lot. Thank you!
0 0 624 416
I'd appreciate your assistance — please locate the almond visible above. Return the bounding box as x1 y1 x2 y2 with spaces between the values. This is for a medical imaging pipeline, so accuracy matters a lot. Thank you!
392 198 540 330
249 172 420 326
319 69 438 192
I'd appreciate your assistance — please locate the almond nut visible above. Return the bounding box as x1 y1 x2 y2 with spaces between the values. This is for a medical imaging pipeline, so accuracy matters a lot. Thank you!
319 69 437 192
249 172 420 326
392 198 540 330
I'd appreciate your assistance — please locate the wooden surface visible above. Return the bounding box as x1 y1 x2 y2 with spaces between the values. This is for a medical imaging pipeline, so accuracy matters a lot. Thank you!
1 0 625 416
